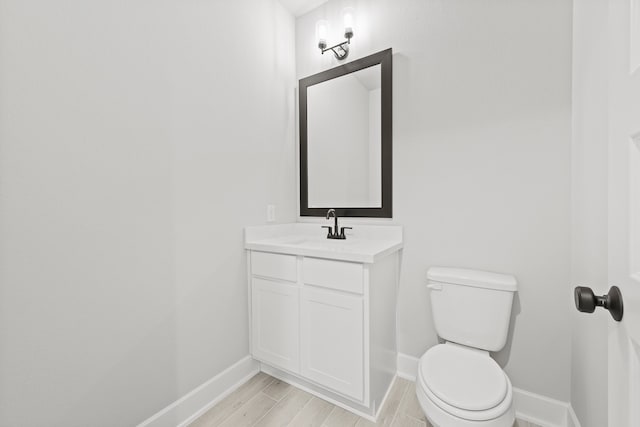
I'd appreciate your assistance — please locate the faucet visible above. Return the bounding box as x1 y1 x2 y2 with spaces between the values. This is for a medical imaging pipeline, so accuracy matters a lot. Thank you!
321 209 352 240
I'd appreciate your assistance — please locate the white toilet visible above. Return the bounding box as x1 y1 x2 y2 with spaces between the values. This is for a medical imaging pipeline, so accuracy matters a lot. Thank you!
416 267 518 427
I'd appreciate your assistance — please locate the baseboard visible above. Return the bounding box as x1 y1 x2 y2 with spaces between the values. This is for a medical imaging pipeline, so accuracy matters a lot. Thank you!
137 353 582 427
565 404 582 427
397 352 420 381
375 374 399 420
513 387 575 427
136 355 259 427
396 352 578 427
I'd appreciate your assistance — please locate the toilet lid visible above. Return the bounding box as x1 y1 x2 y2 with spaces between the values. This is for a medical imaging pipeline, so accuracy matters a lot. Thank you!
420 344 507 411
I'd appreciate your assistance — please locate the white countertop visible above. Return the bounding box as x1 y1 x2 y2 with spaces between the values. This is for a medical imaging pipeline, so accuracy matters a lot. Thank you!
244 223 403 263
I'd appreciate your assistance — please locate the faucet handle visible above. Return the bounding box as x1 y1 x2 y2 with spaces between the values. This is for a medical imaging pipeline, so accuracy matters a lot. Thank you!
321 226 333 238
340 226 352 239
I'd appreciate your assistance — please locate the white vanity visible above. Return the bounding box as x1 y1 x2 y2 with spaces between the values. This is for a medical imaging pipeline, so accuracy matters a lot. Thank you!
244 223 403 420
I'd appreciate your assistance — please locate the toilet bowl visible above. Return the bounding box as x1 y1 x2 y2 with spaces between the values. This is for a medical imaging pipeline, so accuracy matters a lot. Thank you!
418 267 518 427
416 343 514 427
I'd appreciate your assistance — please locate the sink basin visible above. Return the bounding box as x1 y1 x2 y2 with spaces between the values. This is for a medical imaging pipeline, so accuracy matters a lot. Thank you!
244 223 403 263
277 235 353 247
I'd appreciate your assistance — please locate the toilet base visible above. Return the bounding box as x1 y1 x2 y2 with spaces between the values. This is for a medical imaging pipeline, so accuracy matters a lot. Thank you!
416 383 515 427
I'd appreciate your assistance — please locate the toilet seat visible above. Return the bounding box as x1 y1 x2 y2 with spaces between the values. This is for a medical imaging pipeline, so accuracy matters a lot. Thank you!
417 344 513 422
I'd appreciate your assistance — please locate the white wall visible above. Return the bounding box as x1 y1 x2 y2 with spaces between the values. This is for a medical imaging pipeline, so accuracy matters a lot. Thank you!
570 1 609 426
296 0 573 401
0 1 296 426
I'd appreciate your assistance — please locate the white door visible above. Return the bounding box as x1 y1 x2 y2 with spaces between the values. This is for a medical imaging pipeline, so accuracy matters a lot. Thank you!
300 286 364 401
608 1 640 425
251 278 300 373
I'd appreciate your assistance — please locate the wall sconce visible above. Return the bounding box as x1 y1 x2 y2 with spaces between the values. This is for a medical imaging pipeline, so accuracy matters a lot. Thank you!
316 8 355 61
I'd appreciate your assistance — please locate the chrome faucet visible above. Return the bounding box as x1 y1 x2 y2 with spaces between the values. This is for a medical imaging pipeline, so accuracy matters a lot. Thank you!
321 209 352 240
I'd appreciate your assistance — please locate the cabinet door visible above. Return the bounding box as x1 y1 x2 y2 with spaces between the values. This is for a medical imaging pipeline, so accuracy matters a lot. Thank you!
301 286 364 401
252 278 299 373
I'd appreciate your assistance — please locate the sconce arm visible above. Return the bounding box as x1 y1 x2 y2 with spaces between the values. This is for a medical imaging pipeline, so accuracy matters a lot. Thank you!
320 38 351 60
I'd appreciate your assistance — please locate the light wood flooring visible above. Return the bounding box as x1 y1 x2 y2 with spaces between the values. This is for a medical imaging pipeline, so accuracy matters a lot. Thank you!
188 373 542 427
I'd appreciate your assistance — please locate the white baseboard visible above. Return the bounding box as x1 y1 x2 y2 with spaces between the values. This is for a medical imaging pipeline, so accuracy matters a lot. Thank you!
136 356 259 427
565 404 581 427
396 352 580 427
513 387 575 427
137 353 583 427
397 352 420 381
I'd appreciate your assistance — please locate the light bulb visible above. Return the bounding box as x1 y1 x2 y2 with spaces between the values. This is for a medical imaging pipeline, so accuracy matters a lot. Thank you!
316 20 328 49
318 23 327 40
343 12 353 30
342 8 354 39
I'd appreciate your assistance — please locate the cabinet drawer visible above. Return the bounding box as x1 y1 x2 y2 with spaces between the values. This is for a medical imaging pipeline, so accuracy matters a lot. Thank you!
303 257 363 294
251 251 297 282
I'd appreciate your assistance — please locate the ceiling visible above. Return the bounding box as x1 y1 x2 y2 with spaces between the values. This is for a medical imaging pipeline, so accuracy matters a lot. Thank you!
279 0 328 17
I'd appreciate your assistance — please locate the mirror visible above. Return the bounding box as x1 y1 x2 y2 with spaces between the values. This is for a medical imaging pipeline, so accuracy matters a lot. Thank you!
307 65 381 208
299 49 392 217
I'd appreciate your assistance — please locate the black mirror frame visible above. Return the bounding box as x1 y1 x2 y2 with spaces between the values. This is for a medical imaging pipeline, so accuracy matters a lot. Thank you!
299 48 392 218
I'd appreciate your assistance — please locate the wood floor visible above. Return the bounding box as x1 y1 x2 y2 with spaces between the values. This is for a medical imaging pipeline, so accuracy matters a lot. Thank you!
188 373 543 427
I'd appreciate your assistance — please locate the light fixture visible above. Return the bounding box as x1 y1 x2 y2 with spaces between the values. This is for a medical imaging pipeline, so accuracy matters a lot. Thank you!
317 8 355 61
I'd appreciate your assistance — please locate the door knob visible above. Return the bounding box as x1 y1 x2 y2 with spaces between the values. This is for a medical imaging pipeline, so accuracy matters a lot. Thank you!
574 286 624 321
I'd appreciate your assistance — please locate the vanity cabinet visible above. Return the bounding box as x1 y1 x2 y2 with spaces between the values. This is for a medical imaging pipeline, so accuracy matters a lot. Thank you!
247 245 400 419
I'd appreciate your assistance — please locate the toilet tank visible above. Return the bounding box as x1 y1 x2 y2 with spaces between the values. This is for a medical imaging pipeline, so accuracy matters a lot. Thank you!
427 267 517 352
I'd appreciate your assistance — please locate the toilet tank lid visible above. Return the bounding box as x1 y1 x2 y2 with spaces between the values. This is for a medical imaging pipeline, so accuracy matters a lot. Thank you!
427 267 517 292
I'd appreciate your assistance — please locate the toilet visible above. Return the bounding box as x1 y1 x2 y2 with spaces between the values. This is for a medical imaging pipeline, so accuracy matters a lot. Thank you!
416 267 518 427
